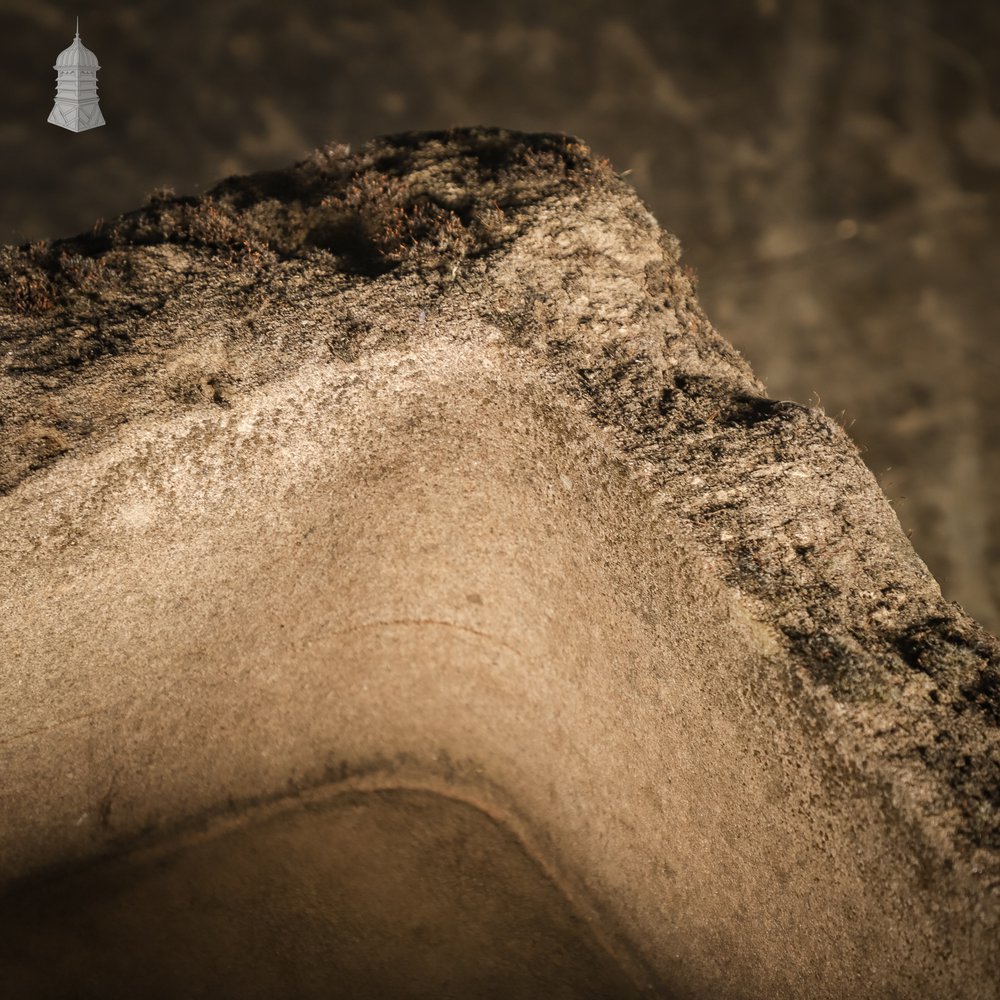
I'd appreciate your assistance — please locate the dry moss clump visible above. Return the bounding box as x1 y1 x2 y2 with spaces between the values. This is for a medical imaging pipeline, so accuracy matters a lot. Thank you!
317 170 508 269
1 129 614 307
104 128 612 275
0 128 616 376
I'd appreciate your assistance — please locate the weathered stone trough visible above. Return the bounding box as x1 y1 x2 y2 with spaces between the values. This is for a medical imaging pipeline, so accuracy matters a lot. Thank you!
0 128 997 998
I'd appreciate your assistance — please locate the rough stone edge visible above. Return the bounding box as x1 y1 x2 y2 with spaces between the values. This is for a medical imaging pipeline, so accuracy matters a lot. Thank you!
0 126 997 880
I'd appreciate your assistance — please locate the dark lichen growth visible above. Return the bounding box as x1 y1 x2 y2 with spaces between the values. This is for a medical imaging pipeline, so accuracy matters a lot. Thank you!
564 252 1000 852
781 626 889 701
0 241 56 316
721 393 810 428
1 128 614 358
896 614 1000 724
315 170 509 271
92 128 610 276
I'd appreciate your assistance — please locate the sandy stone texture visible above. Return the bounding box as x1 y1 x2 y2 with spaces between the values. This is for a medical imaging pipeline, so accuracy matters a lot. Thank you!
0 128 997 997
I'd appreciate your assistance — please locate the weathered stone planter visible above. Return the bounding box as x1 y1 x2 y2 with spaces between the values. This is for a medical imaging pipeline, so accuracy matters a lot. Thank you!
1 128 997 998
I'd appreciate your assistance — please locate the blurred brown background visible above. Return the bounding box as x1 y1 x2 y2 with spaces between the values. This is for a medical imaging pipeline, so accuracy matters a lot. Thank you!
2 0 998 635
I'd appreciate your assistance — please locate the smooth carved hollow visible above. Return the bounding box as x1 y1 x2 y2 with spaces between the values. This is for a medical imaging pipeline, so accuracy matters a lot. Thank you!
0 128 997 999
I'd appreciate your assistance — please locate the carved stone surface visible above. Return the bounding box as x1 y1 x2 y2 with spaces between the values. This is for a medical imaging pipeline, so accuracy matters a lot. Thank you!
0 128 997 998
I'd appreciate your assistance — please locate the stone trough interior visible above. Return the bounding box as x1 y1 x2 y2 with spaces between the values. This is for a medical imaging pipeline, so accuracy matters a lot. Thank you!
0 127 997 999
2 343 992 997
